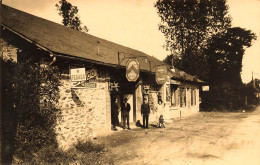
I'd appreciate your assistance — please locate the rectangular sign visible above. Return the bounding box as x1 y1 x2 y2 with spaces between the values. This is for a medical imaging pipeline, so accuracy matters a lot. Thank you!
70 68 86 82
202 86 209 91
3 45 18 63
71 81 96 89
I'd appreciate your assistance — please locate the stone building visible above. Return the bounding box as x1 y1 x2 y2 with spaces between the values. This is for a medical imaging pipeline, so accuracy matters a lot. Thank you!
1 4 204 150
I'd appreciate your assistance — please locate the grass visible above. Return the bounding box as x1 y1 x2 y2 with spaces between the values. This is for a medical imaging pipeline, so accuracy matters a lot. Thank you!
75 140 105 153
13 140 114 165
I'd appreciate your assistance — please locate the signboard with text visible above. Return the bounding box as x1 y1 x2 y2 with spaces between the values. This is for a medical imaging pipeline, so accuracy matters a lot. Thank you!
70 68 86 82
71 80 97 89
156 65 167 84
126 59 140 82
70 68 97 88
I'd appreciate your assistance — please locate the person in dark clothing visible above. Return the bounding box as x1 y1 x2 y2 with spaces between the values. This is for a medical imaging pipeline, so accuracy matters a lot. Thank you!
141 97 150 129
122 97 131 130
111 98 119 131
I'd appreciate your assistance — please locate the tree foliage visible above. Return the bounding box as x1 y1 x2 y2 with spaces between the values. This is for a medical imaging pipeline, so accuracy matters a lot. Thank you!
56 0 89 32
204 27 256 108
1 43 61 162
156 0 257 109
207 27 256 84
13 56 61 161
155 0 231 80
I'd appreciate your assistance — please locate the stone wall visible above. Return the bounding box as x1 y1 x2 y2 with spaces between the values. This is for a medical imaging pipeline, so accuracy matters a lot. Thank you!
56 78 110 150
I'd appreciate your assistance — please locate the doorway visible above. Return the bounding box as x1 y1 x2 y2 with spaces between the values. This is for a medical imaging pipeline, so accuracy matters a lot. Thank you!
122 94 134 123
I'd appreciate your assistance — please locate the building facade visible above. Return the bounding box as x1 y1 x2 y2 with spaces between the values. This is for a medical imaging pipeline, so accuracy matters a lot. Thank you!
1 4 203 150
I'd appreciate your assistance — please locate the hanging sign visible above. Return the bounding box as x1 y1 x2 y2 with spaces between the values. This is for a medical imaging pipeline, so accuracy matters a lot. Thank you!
126 59 139 82
156 65 167 84
70 68 86 82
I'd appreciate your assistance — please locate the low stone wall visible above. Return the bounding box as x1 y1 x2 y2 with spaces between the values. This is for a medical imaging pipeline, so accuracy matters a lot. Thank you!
55 79 110 150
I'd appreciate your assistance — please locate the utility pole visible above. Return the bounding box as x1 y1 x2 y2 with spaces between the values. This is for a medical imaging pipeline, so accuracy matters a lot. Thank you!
252 71 254 86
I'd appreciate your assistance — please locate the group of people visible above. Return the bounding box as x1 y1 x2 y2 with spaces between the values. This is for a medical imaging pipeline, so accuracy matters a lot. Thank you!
111 96 151 131
111 97 131 131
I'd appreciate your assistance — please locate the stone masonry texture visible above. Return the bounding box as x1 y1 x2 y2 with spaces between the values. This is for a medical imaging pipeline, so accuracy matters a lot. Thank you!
55 78 110 150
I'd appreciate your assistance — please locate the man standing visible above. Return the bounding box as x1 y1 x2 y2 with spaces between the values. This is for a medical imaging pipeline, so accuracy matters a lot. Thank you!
122 98 131 130
141 97 150 129
111 97 119 131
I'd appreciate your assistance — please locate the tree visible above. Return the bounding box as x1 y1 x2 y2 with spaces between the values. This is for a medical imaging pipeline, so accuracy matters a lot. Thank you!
207 27 256 83
205 27 256 108
56 0 89 32
155 0 231 80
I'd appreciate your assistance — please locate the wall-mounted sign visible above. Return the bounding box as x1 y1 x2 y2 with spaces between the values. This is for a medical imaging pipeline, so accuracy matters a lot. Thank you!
156 65 167 84
126 59 139 82
86 69 97 80
3 45 18 63
143 85 150 94
71 81 96 89
70 68 86 82
109 81 120 91
70 68 97 88
202 86 209 91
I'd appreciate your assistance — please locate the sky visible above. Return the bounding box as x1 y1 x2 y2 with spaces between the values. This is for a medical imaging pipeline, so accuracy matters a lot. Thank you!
3 0 260 83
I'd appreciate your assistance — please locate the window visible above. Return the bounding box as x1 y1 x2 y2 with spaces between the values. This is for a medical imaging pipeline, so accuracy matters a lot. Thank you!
170 85 177 106
166 84 171 102
180 88 186 107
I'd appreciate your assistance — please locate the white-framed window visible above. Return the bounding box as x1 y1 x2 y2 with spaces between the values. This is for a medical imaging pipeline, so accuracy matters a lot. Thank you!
170 85 178 106
179 88 186 107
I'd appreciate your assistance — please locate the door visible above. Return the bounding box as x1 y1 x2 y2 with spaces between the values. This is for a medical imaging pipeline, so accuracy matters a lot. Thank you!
123 94 134 122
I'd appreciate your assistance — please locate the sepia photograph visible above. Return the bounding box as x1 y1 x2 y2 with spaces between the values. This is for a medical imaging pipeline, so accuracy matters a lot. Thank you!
1 0 260 164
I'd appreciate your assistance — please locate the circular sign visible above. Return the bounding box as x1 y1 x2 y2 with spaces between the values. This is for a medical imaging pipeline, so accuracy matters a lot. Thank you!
156 65 167 84
126 59 140 82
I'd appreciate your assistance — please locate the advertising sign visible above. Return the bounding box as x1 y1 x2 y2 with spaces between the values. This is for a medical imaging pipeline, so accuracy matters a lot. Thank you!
3 45 18 63
202 86 209 91
71 81 96 89
70 68 86 82
86 69 97 80
126 59 140 82
70 68 97 88
156 65 167 84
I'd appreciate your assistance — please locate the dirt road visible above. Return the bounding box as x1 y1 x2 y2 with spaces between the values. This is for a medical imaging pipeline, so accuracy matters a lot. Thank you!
101 106 260 165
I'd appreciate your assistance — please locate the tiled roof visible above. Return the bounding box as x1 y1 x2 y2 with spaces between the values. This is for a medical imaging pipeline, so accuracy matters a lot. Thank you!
1 4 204 83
